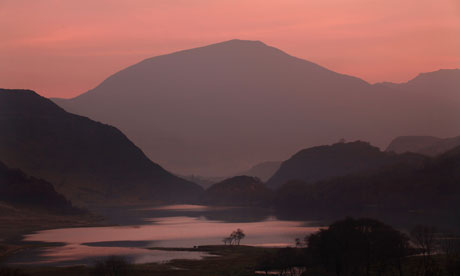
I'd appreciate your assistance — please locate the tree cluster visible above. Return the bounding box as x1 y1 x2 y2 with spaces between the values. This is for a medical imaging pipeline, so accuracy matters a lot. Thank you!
91 256 132 276
222 229 246 245
256 218 460 276
257 248 306 276
305 218 409 276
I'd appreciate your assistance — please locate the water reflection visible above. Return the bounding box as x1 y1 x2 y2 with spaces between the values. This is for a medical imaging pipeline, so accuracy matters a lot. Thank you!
6 205 322 266
24 216 319 247
94 204 272 224
6 244 209 266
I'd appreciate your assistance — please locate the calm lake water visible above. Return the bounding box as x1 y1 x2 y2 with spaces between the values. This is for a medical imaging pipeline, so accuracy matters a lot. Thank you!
6 205 322 266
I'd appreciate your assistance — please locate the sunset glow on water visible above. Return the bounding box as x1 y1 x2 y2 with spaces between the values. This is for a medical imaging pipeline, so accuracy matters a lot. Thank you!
8 206 321 266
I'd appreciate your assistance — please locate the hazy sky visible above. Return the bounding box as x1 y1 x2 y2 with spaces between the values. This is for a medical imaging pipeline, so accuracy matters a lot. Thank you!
1 0 459 98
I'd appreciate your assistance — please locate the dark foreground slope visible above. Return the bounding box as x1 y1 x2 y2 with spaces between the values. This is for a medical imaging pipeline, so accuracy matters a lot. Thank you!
386 135 460 157
0 161 100 243
266 141 424 188
202 176 273 206
0 89 202 205
274 145 460 224
0 161 80 214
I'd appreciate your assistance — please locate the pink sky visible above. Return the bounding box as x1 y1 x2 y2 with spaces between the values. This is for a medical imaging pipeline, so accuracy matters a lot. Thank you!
1 0 459 98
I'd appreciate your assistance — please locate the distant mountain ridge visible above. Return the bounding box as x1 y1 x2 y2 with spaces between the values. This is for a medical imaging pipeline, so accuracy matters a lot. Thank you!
181 161 281 188
266 141 426 188
237 161 281 182
377 69 460 96
53 39 460 176
386 135 460 157
179 174 225 189
0 89 203 205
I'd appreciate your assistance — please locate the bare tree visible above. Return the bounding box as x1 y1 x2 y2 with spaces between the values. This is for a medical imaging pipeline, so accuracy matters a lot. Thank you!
411 225 437 256
233 229 245 245
224 229 245 246
222 237 233 245
410 225 439 276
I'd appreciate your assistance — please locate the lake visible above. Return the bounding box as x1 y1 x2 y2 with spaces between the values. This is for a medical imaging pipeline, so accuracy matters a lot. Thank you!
5 205 322 266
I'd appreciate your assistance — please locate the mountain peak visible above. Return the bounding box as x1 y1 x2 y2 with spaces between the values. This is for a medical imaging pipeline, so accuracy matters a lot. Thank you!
52 41 457 176
187 39 269 52
142 38 280 63
180 39 276 56
215 39 266 46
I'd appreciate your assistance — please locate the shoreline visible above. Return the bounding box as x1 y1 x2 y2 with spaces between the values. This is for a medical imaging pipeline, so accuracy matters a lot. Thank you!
3 245 281 276
0 211 106 263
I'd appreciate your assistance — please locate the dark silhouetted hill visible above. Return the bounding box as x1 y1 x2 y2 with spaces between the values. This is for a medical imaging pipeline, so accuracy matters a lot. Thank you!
386 135 460 157
52 40 460 177
274 145 460 223
0 89 203 205
266 141 424 188
202 176 273 206
0 160 81 214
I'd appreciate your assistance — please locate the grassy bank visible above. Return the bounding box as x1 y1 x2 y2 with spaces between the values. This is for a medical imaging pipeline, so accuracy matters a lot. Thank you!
3 245 277 276
3 244 460 276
